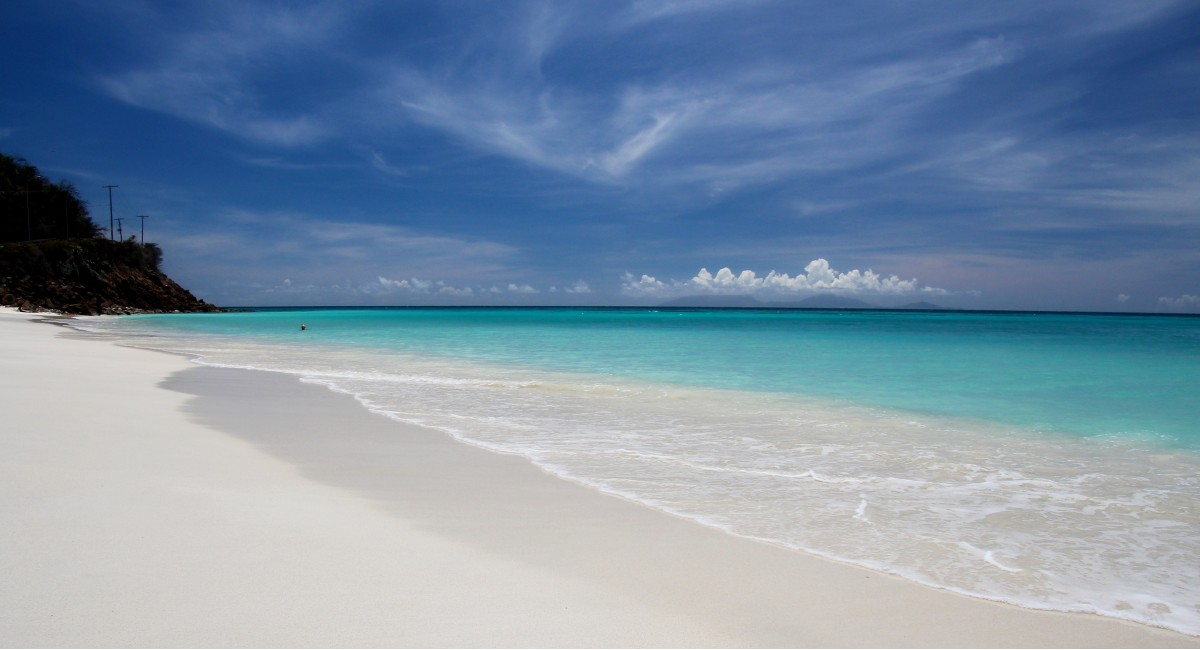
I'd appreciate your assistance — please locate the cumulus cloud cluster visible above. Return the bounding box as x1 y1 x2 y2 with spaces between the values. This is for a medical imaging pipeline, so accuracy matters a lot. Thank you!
376 276 546 297
1159 294 1200 312
369 277 591 299
622 259 947 299
241 275 570 304
54 2 1199 310
551 281 593 294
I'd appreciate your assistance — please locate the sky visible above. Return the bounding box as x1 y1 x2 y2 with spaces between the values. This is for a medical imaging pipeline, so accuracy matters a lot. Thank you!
2 0 1198 311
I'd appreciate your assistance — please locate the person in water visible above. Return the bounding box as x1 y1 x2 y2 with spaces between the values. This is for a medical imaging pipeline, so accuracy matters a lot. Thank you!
300 323 307 331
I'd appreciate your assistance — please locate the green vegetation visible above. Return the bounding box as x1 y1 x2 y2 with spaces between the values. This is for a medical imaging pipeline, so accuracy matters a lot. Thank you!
1 152 102 242
0 236 214 314
1 151 161 270
0 151 217 313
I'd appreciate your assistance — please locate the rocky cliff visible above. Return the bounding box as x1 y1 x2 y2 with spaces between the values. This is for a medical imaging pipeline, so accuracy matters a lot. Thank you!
0 238 221 315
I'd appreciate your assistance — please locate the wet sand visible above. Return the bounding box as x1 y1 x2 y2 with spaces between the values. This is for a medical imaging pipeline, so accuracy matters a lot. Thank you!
2 308 1195 647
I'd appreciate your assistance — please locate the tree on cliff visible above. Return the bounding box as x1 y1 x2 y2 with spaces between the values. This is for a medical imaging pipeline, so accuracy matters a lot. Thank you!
1 152 103 243
0 151 217 313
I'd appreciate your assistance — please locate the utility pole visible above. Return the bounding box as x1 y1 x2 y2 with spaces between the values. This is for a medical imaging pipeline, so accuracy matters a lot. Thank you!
116 217 124 240
138 215 149 249
103 185 118 240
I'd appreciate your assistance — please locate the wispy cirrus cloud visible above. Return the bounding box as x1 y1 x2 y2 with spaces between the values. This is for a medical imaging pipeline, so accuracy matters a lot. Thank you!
383 21 1017 189
158 208 531 298
94 1 1027 186
91 0 1184 206
43 0 1198 310
94 2 350 147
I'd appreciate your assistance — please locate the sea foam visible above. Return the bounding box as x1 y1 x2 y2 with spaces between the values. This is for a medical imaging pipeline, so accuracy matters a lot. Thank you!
85 309 1200 635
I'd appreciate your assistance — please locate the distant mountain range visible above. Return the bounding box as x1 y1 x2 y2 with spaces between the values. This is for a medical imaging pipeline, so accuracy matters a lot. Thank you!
659 294 944 310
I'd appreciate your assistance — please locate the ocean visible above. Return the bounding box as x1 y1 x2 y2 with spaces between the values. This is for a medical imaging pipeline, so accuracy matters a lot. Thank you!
78 307 1200 635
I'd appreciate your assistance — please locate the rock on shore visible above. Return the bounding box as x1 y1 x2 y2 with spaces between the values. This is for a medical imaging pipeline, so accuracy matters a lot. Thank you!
0 238 220 315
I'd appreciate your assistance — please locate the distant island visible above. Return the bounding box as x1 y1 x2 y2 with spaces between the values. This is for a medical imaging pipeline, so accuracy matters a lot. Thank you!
659 294 943 310
0 152 219 314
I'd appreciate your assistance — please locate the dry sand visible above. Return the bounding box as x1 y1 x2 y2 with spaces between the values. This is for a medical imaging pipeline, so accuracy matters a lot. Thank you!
1 307 1196 648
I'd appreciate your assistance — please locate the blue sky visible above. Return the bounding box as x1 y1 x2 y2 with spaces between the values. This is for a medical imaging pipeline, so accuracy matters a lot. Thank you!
2 1 1198 311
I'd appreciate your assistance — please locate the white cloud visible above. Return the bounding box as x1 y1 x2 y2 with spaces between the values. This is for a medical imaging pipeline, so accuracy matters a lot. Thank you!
375 276 481 297
623 0 748 25
100 63 329 147
565 280 592 294
622 259 948 299
594 113 676 177
88 1 1172 211
378 276 410 289
794 200 859 216
374 4 1019 189
549 280 592 294
365 276 553 299
94 3 346 147
367 149 409 177
1158 294 1200 312
155 206 541 306
169 208 523 278
437 283 475 297
622 273 669 295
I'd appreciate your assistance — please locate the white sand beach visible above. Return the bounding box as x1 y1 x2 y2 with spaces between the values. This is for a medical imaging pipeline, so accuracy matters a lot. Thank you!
1 307 1196 648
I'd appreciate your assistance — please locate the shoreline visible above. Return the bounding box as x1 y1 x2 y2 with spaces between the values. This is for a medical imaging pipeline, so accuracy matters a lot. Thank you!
2 308 1196 647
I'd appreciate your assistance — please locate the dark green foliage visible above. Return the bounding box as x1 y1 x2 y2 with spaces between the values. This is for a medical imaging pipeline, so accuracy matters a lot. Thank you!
109 237 162 271
1 152 104 243
143 242 164 271
0 238 218 314
0 151 209 313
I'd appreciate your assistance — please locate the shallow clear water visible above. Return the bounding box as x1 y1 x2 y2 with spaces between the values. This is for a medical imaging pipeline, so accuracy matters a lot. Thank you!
82 307 1200 635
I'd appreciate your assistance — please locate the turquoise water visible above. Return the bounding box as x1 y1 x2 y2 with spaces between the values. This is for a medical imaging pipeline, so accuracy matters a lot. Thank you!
83 307 1200 635
128 307 1200 446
